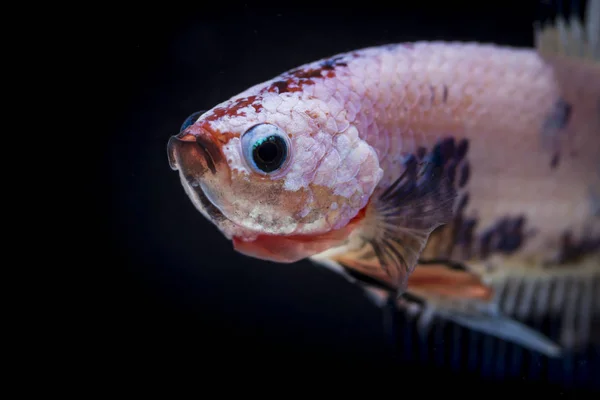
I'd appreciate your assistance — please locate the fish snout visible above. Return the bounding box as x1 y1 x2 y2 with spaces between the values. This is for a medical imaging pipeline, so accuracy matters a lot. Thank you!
167 129 222 176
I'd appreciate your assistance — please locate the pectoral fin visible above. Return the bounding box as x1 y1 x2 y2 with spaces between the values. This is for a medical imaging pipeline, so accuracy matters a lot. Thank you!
329 158 457 293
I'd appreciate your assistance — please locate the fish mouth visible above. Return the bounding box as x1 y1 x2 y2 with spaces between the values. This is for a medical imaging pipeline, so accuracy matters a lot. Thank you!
168 127 245 237
167 129 222 175
167 126 230 212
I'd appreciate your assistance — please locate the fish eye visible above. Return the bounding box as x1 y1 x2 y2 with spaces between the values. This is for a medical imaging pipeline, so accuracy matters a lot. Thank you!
241 123 290 174
180 110 205 132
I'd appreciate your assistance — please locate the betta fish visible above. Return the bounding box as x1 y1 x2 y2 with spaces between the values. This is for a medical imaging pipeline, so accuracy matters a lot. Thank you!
167 1 600 357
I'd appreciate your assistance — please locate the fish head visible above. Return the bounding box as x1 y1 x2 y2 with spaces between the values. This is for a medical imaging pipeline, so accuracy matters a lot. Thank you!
167 93 383 263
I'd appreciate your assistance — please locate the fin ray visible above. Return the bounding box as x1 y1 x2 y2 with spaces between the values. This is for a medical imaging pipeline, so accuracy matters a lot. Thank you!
349 262 563 357
335 160 457 292
535 0 599 62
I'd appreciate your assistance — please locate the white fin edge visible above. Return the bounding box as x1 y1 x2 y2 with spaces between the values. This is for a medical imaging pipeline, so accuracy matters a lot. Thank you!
359 284 562 358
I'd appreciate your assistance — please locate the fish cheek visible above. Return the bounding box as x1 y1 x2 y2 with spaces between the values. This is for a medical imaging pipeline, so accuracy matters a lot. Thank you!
227 175 315 234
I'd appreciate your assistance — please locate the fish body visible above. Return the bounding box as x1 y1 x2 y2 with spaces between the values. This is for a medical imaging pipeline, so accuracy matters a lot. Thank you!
167 2 600 357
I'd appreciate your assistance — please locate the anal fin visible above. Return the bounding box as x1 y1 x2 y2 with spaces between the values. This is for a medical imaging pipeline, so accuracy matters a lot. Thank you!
412 294 563 358
405 263 562 357
317 258 564 358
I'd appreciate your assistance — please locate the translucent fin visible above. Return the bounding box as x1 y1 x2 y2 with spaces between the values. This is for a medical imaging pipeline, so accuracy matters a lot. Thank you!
403 264 563 358
425 301 562 358
329 159 456 293
326 259 564 357
535 0 599 61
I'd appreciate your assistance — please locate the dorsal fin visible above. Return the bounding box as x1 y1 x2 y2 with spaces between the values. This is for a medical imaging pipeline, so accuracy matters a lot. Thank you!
534 0 599 62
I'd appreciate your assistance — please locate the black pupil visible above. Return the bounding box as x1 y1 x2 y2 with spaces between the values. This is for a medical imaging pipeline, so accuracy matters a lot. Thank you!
253 136 286 172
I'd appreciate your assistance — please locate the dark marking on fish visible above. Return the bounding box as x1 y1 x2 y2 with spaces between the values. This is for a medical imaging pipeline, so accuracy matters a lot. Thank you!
455 139 469 162
429 85 435 104
479 229 494 260
541 98 572 148
320 56 347 70
456 218 477 259
457 193 469 213
478 215 530 259
553 230 600 264
545 98 572 130
458 162 470 188
551 152 560 169
446 160 457 186
265 59 346 93
360 148 458 289
496 216 526 252
288 68 323 80
268 80 293 93
423 147 445 171
411 136 474 260
401 154 418 192
442 85 448 103
433 137 456 162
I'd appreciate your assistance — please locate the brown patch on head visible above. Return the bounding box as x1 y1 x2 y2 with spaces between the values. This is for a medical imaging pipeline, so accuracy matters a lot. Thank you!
194 122 237 145
203 96 262 124
291 68 324 80
188 99 261 146
266 80 302 94
192 95 262 145
263 56 349 94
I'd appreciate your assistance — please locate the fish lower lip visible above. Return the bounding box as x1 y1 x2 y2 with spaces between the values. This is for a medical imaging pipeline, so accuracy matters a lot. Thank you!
191 181 227 222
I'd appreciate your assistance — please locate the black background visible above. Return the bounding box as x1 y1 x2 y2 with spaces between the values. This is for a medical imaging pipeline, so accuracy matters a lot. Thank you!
96 1 596 393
